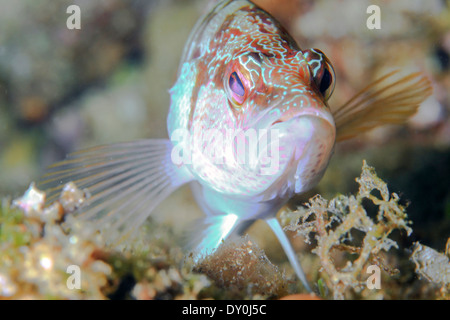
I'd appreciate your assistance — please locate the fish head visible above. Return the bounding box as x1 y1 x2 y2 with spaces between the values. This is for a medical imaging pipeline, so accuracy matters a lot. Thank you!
168 1 336 198
226 47 337 198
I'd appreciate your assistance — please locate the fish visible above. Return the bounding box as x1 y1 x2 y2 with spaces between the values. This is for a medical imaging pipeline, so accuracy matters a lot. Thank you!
40 0 432 292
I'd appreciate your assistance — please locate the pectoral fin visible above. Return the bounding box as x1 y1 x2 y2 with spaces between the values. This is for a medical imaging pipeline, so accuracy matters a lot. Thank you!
40 139 193 243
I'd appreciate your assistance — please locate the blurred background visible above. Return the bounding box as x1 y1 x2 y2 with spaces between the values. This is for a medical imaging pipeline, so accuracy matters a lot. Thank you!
0 0 449 252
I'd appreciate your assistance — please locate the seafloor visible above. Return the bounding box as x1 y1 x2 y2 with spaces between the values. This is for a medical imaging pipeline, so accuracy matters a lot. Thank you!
0 0 449 299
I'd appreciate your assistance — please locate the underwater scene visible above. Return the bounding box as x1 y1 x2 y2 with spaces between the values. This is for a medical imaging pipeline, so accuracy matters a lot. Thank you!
0 0 449 300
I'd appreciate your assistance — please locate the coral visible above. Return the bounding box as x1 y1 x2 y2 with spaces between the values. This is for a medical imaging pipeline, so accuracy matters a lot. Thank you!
0 183 111 299
110 221 213 300
281 160 412 299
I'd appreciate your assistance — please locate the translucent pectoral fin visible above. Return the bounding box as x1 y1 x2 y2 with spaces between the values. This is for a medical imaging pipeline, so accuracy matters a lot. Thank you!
333 70 433 142
39 139 193 243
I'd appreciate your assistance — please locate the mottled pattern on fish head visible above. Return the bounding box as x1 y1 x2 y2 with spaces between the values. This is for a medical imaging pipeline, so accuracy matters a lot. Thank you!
168 0 336 200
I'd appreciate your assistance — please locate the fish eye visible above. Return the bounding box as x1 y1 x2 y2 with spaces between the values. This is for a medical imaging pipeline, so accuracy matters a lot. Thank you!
303 48 336 100
318 61 335 100
228 71 246 105
226 52 262 107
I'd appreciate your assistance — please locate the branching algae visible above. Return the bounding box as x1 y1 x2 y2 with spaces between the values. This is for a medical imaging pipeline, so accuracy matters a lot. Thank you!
281 160 413 299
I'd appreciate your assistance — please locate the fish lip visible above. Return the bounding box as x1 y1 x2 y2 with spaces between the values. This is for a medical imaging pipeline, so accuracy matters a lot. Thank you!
298 107 335 129
272 107 335 129
270 112 336 150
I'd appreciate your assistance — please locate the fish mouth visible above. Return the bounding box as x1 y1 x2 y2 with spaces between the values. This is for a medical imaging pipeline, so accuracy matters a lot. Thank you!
271 106 335 130
270 107 335 148
270 112 336 194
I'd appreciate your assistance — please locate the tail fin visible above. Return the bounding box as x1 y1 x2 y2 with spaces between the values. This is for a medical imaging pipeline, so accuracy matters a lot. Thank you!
332 70 433 142
39 139 193 243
